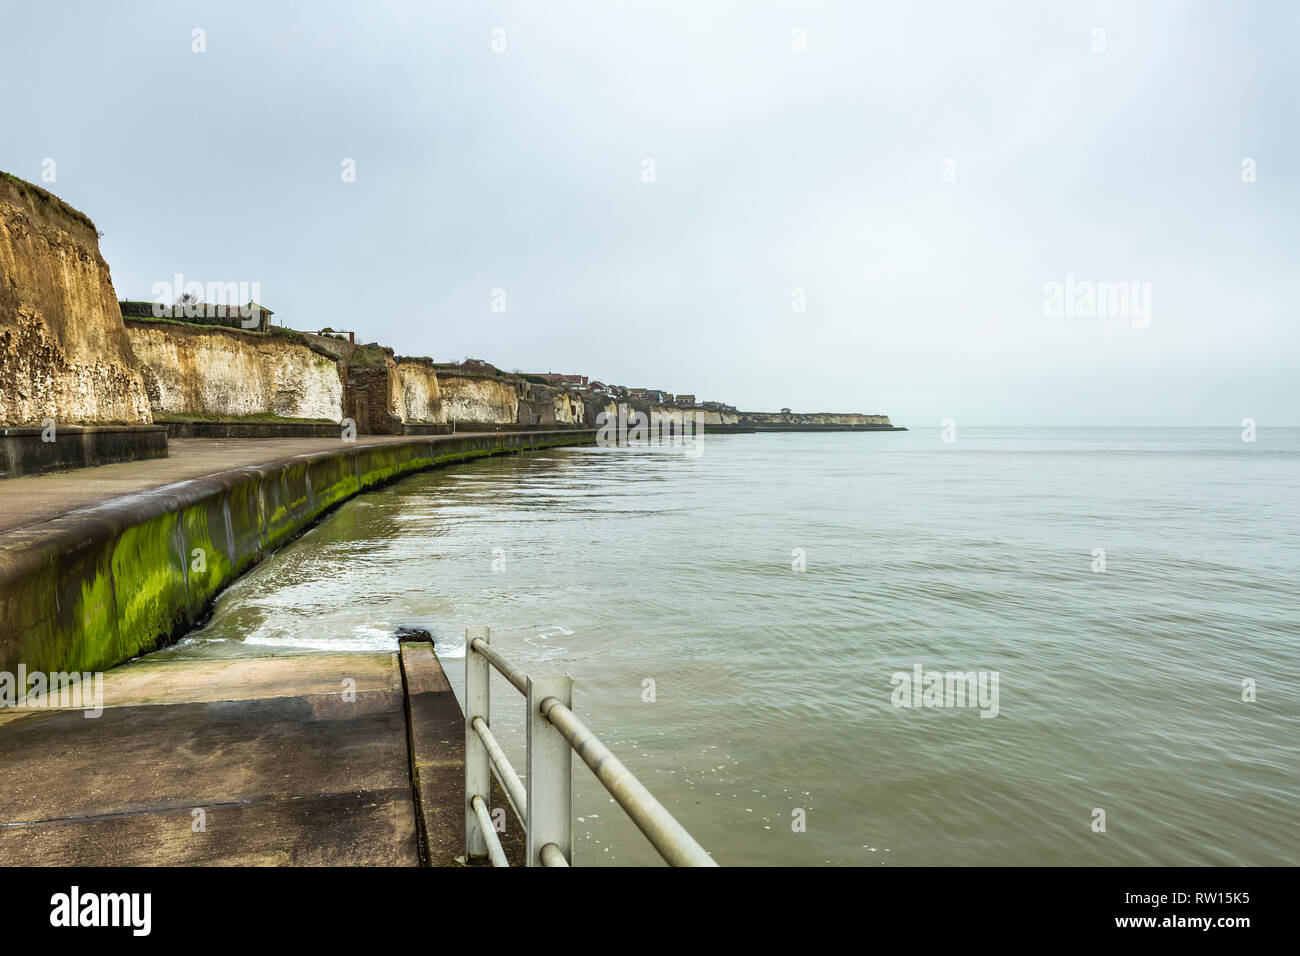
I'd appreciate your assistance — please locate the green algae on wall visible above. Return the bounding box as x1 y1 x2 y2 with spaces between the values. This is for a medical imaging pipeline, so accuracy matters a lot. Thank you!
178 501 236 613
356 443 435 488
72 568 118 672
107 513 190 669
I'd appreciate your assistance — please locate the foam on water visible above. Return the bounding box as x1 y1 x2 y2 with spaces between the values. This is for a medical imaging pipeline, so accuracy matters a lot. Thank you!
242 625 398 652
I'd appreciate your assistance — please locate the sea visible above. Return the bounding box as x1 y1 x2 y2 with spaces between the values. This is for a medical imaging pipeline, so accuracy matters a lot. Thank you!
155 427 1300 865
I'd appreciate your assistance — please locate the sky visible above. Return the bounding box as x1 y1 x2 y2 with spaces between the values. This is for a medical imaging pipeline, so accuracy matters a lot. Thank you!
2 0 1297 425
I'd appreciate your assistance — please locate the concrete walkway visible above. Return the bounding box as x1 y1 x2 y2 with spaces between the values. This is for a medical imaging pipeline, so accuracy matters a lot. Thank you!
0 435 490 534
0 650 420 865
0 639 526 866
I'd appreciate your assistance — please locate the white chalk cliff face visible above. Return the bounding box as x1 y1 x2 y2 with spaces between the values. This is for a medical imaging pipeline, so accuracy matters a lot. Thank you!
648 405 738 426
395 361 443 423
740 412 892 426
0 176 152 425
436 373 519 424
126 322 343 421
553 390 584 424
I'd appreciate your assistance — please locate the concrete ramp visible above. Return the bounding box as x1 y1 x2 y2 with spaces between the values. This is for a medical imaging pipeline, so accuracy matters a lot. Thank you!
0 652 420 866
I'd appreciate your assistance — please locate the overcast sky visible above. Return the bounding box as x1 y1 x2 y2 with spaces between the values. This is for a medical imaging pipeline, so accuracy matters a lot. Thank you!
3 1 1297 425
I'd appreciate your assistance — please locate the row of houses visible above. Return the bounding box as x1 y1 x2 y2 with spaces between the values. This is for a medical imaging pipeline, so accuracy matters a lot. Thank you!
526 374 737 412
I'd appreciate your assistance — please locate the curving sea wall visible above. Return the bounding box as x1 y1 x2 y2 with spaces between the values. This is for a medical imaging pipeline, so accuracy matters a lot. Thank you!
0 431 596 675
0 174 151 426
126 320 343 421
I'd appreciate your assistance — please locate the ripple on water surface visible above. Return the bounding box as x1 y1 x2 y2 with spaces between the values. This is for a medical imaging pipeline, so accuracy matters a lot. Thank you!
160 429 1300 865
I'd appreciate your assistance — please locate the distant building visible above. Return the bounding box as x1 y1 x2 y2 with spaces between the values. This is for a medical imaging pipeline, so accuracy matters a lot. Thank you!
122 297 274 331
675 393 696 406
453 358 499 374
311 328 356 344
245 302 273 331
528 373 588 386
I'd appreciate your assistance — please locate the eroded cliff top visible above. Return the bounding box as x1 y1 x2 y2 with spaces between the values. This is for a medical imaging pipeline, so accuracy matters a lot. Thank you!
1 171 98 236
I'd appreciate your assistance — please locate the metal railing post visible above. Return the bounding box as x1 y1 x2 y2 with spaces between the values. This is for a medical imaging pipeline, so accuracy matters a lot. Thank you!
465 625 491 860
526 674 573 866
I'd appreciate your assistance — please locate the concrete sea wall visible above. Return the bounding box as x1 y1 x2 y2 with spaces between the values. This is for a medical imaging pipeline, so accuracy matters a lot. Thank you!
0 430 595 675
1 424 168 478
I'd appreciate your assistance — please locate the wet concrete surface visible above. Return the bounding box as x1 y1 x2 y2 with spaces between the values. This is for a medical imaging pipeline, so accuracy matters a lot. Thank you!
0 651 421 866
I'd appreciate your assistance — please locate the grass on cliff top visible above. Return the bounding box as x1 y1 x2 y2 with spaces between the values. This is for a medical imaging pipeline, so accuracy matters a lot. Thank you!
432 360 522 383
350 343 395 367
435 369 520 383
2 171 98 233
122 314 339 361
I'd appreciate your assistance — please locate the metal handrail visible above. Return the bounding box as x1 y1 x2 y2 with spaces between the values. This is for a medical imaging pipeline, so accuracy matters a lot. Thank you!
464 625 717 867
539 696 715 867
470 795 508 868
469 637 527 694
471 716 526 818
539 843 568 867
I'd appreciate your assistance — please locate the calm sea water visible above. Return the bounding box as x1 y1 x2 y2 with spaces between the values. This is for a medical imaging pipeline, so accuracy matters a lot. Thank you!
160 428 1300 866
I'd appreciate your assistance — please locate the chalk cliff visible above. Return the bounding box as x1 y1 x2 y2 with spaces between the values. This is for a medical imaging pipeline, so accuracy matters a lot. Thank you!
739 412 893 427
437 372 518 425
554 390 584 425
649 405 739 427
0 178 896 437
395 360 443 423
0 174 151 425
126 320 343 421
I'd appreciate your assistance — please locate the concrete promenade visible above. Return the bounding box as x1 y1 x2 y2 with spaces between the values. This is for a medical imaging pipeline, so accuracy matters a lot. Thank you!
0 638 525 865
0 434 493 534
0 650 421 865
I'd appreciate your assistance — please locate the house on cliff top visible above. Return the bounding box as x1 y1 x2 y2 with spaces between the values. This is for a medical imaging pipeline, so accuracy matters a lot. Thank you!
245 302 273 331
